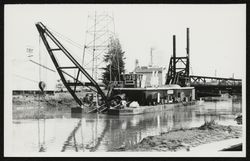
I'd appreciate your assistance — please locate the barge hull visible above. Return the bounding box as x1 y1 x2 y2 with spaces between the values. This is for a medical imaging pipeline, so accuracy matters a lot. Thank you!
107 101 198 115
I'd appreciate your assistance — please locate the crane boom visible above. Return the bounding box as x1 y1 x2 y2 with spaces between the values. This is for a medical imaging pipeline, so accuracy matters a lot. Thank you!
35 22 109 109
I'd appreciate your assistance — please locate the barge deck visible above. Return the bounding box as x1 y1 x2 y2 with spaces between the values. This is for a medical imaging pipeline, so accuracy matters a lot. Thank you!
107 100 202 115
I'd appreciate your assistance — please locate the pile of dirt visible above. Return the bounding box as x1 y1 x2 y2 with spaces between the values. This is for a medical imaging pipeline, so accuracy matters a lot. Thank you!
198 120 220 130
113 121 242 152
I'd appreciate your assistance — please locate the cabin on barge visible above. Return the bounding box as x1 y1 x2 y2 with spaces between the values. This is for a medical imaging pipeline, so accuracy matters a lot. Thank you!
112 85 195 106
107 72 196 115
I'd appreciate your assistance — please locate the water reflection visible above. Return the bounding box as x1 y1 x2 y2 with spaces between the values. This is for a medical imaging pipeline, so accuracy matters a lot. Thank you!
12 96 242 152
61 119 82 152
37 118 46 152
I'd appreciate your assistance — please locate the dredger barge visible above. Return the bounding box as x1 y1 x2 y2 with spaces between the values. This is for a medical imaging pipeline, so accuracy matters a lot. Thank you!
35 22 202 115
101 71 198 115
107 86 197 115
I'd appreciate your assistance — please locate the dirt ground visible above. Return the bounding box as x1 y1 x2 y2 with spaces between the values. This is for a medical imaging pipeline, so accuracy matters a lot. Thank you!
114 121 242 152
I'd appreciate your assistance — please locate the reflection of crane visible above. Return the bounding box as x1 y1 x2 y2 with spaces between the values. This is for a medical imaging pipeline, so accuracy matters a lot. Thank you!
60 118 110 152
61 119 82 152
37 117 46 152
35 22 110 111
89 119 110 152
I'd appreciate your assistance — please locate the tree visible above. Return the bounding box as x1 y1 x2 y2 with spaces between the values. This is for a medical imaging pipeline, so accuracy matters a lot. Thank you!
102 37 125 86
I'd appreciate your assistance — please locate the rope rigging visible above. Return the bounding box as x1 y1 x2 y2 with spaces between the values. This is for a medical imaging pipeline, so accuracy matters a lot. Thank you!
32 26 95 83
47 26 84 50
13 74 39 83
37 35 46 152
47 26 107 72
45 23 116 84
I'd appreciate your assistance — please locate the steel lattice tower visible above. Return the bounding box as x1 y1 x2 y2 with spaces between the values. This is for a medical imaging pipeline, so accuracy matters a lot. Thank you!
82 12 115 82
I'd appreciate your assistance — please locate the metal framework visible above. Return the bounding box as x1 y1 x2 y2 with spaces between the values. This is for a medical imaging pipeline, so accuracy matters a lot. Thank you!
82 12 115 82
165 32 190 86
165 28 242 91
35 22 109 108
188 75 241 86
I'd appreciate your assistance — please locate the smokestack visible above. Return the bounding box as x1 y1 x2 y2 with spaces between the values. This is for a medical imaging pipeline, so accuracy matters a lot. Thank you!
186 28 190 76
135 59 139 70
150 47 154 67
186 28 189 57
173 35 176 76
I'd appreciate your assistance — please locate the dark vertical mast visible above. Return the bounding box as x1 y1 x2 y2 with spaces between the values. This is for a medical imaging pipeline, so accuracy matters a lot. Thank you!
173 35 176 77
186 28 190 76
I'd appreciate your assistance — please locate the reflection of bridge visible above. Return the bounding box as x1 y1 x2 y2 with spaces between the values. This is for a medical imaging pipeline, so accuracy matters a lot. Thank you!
166 28 242 97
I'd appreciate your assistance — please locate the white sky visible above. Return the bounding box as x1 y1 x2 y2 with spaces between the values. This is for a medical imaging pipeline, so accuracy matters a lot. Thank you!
5 4 246 90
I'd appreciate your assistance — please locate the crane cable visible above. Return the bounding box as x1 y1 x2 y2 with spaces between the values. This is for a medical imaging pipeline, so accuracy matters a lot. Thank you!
46 27 85 66
47 26 84 49
47 26 112 81
47 25 116 71
13 74 39 83
37 35 41 151
37 35 46 152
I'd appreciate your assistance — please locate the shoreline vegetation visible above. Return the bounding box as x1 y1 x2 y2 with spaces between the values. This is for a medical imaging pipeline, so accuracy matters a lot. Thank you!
112 121 242 152
13 92 81 119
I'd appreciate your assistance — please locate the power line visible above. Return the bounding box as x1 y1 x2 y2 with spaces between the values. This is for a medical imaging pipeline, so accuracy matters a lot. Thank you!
13 74 39 83
29 60 56 73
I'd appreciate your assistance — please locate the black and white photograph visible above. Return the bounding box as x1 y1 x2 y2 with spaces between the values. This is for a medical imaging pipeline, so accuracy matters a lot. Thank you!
4 4 246 157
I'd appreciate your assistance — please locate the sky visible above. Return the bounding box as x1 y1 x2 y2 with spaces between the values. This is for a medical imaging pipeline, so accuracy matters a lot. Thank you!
5 4 246 90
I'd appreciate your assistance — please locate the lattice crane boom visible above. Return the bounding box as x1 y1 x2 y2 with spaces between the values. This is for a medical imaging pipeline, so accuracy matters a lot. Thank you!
35 22 109 109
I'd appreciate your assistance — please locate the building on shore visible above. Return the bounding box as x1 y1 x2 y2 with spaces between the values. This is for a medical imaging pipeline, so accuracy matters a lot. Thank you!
12 90 55 95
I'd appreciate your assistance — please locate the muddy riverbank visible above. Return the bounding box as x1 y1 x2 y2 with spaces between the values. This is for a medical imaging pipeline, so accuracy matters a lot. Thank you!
113 121 242 152
12 92 82 119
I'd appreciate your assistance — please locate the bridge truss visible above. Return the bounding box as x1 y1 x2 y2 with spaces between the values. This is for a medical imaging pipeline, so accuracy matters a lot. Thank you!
165 28 242 96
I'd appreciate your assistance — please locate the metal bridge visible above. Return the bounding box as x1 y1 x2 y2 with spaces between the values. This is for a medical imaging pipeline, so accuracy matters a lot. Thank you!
165 28 242 97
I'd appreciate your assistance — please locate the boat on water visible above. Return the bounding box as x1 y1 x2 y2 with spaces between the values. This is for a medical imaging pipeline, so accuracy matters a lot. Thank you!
35 23 204 116
107 100 199 116
105 73 202 116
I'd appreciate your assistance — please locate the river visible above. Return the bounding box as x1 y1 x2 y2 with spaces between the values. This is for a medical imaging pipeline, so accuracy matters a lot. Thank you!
11 96 242 153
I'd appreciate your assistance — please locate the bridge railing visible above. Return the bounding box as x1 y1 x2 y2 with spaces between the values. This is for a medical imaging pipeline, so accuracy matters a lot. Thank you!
188 75 242 87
